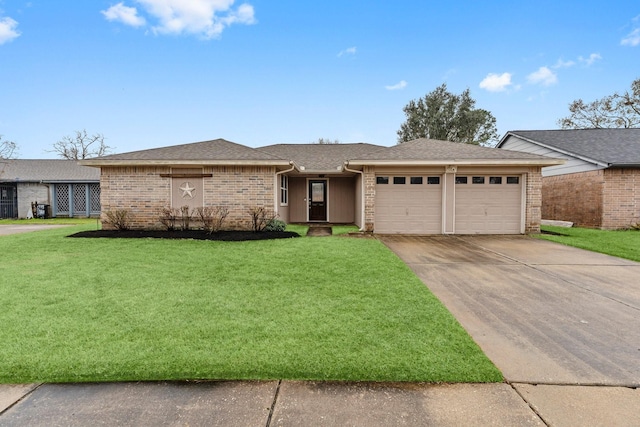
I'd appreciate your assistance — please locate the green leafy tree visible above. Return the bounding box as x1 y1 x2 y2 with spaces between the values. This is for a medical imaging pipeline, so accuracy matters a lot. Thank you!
397 83 498 146
559 78 640 129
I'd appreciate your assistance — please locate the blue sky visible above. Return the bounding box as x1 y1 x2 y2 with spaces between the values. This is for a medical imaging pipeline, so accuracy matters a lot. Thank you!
1 1 639 158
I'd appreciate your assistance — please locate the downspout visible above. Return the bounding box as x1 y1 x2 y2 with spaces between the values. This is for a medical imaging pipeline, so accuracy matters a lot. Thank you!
274 162 295 218
343 161 365 231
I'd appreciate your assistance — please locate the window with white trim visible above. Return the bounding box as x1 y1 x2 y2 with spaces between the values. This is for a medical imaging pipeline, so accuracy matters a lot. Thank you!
280 175 288 206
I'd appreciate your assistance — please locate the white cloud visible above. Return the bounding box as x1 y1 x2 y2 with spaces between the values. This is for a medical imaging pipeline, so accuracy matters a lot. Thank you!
338 46 356 57
0 16 20 45
553 58 575 69
102 0 256 39
479 72 512 92
101 3 146 27
578 53 602 66
527 66 557 86
385 80 407 90
621 28 640 46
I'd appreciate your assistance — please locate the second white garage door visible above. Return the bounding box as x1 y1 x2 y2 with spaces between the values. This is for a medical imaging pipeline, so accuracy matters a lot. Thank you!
454 175 523 234
375 175 442 234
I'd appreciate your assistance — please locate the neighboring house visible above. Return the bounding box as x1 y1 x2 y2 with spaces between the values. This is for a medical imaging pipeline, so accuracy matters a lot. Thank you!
0 160 101 219
497 129 640 229
80 138 562 234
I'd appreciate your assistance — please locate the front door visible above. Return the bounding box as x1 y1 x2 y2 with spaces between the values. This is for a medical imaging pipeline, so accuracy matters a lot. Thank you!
309 180 327 221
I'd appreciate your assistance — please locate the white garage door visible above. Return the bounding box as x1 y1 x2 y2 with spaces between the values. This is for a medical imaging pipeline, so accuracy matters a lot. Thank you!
455 175 522 234
375 175 442 234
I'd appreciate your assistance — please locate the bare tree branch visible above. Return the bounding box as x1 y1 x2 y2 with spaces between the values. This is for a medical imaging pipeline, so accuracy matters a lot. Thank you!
49 129 113 159
559 78 640 129
0 135 18 160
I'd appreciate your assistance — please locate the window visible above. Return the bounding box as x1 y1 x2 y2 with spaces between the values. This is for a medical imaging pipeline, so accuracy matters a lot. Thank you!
507 176 520 184
472 176 485 184
280 175 288 205
455 176 468 184
376 176 389 184
393 177 406 184
489 176 502 184
410 177 423 184
427 176 440 185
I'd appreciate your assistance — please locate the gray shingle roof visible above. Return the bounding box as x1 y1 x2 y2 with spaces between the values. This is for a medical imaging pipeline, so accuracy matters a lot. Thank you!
503 129 640 166
257 143 384 171
0 160 100 182
84 139 288 163
349 138 560 162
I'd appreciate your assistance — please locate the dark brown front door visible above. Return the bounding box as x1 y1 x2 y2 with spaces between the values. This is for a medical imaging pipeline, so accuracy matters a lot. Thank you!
309 180 327 221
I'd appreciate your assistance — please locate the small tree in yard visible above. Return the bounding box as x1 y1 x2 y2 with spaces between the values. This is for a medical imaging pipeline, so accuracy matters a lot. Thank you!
248 206 277 232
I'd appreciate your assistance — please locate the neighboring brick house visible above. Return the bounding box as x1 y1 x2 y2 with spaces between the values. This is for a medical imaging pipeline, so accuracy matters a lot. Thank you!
80 138 562 234
497 129 640 229
0 160 101 219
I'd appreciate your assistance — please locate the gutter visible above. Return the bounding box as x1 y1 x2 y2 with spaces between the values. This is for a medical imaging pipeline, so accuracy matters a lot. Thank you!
343 161 365 232
346 158 564 167
274 162 296 218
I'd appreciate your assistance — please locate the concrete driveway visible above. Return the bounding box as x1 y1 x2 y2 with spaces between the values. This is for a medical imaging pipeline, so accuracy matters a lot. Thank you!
380 235 640 387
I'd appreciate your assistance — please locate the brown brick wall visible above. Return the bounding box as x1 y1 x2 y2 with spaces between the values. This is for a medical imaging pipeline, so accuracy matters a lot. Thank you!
363 166 375 232
542 170 604 228
602 168 640 229
525 168 543 234
100 165 275 230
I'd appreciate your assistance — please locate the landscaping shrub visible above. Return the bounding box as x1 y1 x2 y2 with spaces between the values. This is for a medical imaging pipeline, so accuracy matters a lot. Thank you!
179 205 192 231
104 209 132 231
159 207 177 231
265 219 286 232
248 206 277 232
195 206 229 234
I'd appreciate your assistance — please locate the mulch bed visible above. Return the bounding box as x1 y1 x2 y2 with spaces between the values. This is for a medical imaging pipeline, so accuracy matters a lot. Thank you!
68 229 300 241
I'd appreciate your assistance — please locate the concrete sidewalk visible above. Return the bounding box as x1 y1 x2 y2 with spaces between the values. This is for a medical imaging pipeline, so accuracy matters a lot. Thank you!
2 381 638 426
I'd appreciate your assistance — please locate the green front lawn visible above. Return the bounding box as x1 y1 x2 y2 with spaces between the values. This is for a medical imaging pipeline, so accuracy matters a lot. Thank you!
538 225 640 262
0 225 501 384
0 218 99 226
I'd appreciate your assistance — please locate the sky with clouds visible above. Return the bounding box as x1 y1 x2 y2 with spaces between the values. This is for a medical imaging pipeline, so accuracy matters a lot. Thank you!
1 0 639 157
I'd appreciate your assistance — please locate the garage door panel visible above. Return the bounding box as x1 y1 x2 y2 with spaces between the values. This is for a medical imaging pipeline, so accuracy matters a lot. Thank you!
455 176 522 235
375 178 442 234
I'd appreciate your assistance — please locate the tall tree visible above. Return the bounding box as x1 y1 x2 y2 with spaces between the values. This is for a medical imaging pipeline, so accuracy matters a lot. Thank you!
559 78 640 129
50 129 113 159
397 83 498 146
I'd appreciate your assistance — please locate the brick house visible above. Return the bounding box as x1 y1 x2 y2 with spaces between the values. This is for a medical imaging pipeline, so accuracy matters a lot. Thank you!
497 129 640 229
80 138 562 234
0 160 100 219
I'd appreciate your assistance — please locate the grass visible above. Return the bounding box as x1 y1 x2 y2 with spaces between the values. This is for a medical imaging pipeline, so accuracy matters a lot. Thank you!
538 225 640 262
0 225 502 384
0 217 99 226
332 225 360 235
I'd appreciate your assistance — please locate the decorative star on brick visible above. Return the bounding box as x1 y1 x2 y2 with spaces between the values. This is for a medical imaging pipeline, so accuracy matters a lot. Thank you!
179 182 195 199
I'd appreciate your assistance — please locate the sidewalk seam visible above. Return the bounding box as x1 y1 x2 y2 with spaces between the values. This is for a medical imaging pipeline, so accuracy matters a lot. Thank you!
0 383 43 417
509 382 550 426
265 379 282 427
